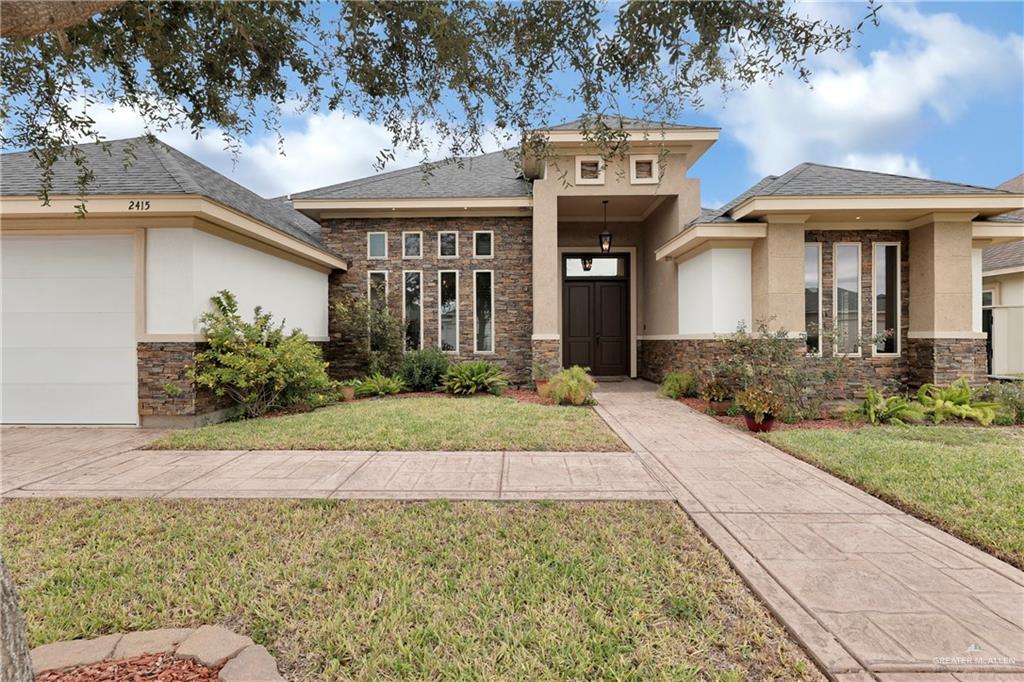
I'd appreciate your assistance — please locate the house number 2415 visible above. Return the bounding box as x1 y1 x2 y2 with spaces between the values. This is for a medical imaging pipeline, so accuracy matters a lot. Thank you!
128 200 151 211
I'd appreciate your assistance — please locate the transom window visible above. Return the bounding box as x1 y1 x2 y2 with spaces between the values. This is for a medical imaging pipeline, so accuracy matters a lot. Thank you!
473 231 493 258
438 231 459 258
402 231 422 259
367 232 387 259
564 255 626 278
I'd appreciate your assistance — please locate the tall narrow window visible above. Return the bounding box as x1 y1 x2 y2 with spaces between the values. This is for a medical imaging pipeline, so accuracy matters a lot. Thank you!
804 243 821 354
438 271 458 352
873 243 900 355
404 271 422 351
474 271 494 353
368 271 387 310
834 243 861 355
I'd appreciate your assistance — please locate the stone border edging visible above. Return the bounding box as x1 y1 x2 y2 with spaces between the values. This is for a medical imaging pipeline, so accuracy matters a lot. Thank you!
30 625 284 681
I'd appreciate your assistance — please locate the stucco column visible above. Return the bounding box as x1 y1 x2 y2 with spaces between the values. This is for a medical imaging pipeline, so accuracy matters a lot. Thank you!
907 216 985 384
530 183 561 376
750 216 806 332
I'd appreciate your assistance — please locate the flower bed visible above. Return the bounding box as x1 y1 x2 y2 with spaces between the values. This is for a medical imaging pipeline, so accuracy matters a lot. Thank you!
37 652 217 682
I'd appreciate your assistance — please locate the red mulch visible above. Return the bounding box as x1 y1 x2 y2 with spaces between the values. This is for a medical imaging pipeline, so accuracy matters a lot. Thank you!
677 397 856 431
504 387 548 404
37 652 218 682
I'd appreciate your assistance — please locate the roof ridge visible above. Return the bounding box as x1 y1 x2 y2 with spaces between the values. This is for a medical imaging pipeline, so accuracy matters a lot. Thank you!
762 163 811 195
798 161 1012 194
146 139 203 194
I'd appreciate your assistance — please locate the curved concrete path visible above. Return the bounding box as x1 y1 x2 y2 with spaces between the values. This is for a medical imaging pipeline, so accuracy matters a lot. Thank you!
594 381 1023 682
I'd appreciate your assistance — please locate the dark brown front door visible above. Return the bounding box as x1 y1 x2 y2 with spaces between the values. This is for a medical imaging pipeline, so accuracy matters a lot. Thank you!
562 279 629 376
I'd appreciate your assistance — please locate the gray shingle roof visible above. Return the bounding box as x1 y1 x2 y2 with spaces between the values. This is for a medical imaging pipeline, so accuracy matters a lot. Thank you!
1 137 325 250
752 162 1011 197
291 150 529 200
547 116 717 131
983 240 1024 272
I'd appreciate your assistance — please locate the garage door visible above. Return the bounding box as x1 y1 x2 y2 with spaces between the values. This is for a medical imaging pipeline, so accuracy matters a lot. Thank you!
1 234 137 424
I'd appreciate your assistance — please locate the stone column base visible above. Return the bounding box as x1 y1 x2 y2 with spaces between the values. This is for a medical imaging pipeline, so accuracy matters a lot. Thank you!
137 342 230 423
905 337 987 387
531 338 561 379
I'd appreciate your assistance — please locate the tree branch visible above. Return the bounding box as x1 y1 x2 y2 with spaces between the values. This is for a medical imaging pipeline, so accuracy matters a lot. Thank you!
1 0 122 38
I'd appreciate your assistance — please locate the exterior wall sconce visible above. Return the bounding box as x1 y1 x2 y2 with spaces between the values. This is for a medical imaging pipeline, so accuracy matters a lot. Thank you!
600 200 612 253
582 256 594 271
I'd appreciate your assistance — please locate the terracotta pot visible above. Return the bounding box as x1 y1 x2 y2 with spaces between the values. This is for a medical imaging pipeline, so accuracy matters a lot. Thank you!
710 400 731 415
744 413 775 432
340 386 356 402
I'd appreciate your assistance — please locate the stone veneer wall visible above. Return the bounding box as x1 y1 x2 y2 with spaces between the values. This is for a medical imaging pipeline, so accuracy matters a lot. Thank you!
320 217 534 382
137 342 229 421
531 339 562 379
640 230 977 395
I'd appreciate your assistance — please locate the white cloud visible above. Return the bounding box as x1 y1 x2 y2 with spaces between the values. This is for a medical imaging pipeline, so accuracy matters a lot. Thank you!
82 103 502 197
711 4 1023 177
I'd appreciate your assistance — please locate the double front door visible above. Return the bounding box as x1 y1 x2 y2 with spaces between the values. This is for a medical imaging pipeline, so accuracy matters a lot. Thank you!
562 274 629 377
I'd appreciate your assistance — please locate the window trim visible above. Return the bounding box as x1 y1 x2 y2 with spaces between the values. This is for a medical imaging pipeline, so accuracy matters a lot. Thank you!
402 270 423 352
367 232 388 259
473 270 496 354
982 288 996 307
575 155 605 185
805 242 823 357
629 154 659 184
367 270 388 306
871 241 901 357
833 241 862 357
473 231 494 259
437 269 459 353
402 231 423 259
437 231 459 259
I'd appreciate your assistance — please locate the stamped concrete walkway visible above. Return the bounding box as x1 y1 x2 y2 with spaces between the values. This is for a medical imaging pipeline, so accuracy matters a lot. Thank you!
594 381 1024 682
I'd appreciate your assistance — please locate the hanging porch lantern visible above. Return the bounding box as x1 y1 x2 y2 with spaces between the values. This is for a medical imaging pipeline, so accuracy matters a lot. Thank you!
599 200 612 253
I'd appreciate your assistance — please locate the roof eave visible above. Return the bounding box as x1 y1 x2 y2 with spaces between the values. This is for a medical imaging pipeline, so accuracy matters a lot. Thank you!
293 196 533 220
729 194 1024 221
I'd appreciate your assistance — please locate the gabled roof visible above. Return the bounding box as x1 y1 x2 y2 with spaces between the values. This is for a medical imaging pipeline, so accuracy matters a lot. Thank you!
747 162 1011 197
291 150 530 201
983 240 1024 272
1 137 325 251
546 116 717 132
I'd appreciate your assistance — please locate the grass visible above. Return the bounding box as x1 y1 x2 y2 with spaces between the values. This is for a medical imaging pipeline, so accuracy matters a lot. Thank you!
764 426 1024 568
2 500 822 681
149 396 626 452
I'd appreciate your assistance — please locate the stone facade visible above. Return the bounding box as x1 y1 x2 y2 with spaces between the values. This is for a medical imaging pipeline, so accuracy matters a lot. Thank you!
531 339 562 379
639 338 731 384
320 217 534 382
906 337 987 387
137 342 229 424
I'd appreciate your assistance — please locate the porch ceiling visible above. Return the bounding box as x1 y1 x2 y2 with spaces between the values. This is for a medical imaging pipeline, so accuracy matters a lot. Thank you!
557 195 664 223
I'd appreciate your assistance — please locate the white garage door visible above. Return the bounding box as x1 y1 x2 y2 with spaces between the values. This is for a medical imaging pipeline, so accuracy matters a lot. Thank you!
1 235 138 424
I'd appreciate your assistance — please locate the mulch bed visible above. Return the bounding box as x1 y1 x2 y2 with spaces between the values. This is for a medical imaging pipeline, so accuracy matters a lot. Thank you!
37 652 218 682
677 397 857 432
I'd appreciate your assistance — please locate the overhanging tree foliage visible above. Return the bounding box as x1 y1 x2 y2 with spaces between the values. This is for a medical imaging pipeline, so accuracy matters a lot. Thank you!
1 0 877 200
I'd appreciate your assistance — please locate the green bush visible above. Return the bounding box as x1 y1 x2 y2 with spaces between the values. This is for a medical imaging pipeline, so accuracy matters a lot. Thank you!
443 361 508 396
539 366 596 406
332 291 404 376
356 373 406 398
700 377 731 402
400 349 450 391
735 386 784 424
917 378 997 426
659 371 699 399
191 291 336 418
847 387 924 426
976 380 1024 425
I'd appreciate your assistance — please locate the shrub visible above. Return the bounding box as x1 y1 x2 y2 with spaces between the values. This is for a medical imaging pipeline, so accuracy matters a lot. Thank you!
356 373 406 398
917 378 997 426
400 349 450 392
976 380 1024 425
700 377 732 402
735 386 784 424
191 291 335 418
847 387 924 426
539 366 597 406
333 291 404 376
443 361 508 396
659 371 699 399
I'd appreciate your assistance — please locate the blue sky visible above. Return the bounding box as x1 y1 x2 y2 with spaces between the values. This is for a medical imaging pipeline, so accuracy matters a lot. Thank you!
88 1 1023 205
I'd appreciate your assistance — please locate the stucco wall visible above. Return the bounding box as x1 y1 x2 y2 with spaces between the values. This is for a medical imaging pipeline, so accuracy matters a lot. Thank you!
676 248 752 335
146 228 329 338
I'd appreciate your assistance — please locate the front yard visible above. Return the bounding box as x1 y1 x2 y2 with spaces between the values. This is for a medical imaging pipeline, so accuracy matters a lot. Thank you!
764 426 1024 568
149 396 626 452
2 499 821 681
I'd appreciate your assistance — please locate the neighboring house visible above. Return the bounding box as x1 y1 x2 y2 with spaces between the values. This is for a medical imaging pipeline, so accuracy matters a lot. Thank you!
981 174 1024 376
1 118 1022 425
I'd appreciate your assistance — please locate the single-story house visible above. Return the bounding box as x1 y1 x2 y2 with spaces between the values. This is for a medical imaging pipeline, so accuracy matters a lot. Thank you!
2 118 1022 425
982 174 1024 377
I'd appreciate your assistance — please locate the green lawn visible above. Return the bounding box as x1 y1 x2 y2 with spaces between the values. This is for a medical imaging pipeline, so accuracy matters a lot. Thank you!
149 396 626 452
2 500 821 681
764 426 1024 568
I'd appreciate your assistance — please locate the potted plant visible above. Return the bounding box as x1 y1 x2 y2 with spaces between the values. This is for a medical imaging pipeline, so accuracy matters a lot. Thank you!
339 379 359 402
531 362 554 395
735 386 785 432
700 378 732 415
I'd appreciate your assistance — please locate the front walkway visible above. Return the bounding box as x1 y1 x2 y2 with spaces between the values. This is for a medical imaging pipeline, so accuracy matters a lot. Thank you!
595 381 1024 682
